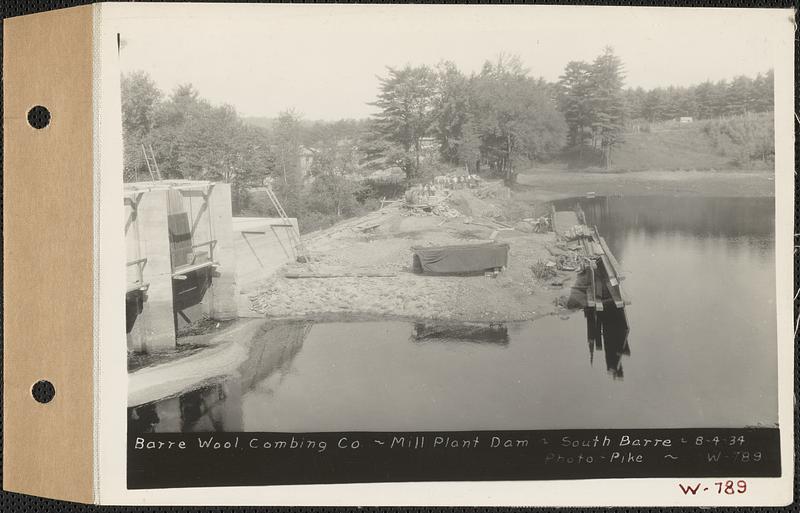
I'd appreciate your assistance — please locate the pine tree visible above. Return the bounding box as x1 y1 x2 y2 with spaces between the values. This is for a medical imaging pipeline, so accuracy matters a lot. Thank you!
588 47 626 168
370 65 438 179
557 61 594 147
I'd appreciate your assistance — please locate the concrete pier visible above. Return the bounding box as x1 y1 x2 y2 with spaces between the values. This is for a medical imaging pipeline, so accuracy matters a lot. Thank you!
125 180 302 353
206 184 239 320
125 180 240 353
128 188 176 352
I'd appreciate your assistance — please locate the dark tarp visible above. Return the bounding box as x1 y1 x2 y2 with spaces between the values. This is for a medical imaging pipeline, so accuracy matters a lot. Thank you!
411 242 509 274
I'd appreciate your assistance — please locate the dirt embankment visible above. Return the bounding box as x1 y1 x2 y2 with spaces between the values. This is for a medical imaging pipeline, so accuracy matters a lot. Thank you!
247 185 571 322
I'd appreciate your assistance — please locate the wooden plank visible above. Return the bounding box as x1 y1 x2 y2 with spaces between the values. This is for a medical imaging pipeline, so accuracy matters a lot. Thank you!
597 232 623 277
591 264 604 311
599 255 619 286
586 264 596 309
608 283 625 308
580 237 594 259
172 260 218 277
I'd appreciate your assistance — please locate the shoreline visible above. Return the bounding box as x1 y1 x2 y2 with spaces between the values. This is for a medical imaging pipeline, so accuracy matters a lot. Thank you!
515 169 775 202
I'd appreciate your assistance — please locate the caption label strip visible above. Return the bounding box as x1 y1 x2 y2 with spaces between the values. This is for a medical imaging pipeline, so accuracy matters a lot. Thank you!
128 428 780 489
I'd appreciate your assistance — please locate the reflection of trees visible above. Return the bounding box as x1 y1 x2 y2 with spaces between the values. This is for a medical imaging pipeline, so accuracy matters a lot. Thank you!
411 322 509 346
555 196 774 262
239 321 313 393
128 321 313 433
586 307 631 380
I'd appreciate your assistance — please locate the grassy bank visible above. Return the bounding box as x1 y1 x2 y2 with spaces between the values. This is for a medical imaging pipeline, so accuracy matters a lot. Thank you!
557 113 774 172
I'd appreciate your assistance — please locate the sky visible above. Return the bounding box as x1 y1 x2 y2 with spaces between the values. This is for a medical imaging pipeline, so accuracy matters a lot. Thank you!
113 4 789 121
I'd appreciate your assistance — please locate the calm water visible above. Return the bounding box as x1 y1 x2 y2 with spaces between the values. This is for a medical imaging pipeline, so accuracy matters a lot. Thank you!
129 196 777 432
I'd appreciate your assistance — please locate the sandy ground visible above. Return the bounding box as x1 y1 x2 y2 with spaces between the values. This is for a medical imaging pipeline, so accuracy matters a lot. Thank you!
248 188 571 322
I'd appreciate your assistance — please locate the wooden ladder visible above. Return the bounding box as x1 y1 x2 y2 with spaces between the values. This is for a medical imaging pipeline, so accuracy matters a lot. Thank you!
265 185 309 262
141 144 163 182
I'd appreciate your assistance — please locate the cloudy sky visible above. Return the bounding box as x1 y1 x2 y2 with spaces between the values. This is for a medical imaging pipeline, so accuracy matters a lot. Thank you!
113 4 788 120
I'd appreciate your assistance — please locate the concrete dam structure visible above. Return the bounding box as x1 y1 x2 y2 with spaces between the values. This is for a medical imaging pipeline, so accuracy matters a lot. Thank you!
125 180 298 353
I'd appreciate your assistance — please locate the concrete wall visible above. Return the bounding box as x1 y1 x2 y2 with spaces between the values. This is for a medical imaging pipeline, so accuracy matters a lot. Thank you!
125 181 238 353
126 188 175 353
233 217 299 293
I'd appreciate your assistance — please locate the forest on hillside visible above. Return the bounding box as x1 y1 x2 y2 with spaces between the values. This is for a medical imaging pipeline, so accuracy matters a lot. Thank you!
121 48 774 227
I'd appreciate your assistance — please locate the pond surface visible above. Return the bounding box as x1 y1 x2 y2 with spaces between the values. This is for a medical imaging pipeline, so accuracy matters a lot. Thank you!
129 195 777 432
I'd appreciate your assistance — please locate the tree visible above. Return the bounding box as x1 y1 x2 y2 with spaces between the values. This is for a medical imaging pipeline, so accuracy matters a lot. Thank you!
471 55 567 182
455 119 482 173
370 65 438 179
622 87 647 122
753 70 774 112
121 72 280 214
588 47 625 168
557 61 594 147
121 71 162 181
432 61 473 165
271 110 304 215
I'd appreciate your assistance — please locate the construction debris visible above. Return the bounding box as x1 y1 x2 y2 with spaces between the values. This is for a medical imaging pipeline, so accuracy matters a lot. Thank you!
531 259 558 280
563 224 593 241
524 215 551 233
401 203 461 218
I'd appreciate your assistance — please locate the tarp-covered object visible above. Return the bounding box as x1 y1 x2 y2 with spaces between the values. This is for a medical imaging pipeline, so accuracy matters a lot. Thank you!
411 242 509 274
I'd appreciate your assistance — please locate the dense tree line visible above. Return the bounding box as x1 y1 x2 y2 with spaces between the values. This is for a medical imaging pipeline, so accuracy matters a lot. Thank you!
555 51 773 167
121 73 373 228
122 71 273 212
123 51 776 216
622 70 773 123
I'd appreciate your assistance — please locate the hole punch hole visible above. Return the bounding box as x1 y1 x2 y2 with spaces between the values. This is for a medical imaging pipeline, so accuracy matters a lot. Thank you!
31 380 55 404
27 105 51 129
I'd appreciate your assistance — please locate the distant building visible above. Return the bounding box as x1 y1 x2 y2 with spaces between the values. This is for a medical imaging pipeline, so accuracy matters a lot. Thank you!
418 137 439 162
419 137 437 151
679 116 694 123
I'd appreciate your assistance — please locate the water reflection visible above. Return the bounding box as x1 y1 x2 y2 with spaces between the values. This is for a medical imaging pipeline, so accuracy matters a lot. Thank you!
555 196 774 239
553 196 774 265
239 321 312 396
128 320 312 433
411 322 509 345
585 308 630 380
563 267 632 379
128 379 243 433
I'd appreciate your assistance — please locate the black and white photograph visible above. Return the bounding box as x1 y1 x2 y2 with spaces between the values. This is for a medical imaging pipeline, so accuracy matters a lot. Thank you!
116 3 791 498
